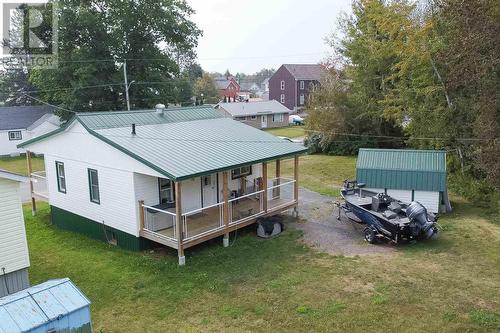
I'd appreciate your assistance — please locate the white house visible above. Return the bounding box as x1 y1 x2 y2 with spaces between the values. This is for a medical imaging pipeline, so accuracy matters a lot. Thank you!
19 106 306 265
215 100 290 129
0 169 30 297
0 106 61 156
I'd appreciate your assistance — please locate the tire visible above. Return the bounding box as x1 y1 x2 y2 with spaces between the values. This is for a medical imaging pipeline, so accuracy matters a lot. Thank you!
364 227 377 244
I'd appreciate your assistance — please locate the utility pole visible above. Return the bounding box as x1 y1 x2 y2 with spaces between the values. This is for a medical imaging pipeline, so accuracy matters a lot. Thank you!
123 60 131 111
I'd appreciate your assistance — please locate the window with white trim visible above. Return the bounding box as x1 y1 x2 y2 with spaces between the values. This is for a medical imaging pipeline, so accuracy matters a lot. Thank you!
231 166 252 179
272 113 284 123
55 161 66 193
88 169 100 204
250 115 257 120
159 178 174 204
280 81 285 90
280 94 285 104
300 81 305 89
300 93 305 105
8 131 22 140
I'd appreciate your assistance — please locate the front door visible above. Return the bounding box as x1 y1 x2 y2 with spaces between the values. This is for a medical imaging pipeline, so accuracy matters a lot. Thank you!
261 115 268 128
202 174 217 207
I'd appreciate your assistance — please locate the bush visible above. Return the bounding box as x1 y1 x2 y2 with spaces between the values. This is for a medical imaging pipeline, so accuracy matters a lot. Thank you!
448 173 499 213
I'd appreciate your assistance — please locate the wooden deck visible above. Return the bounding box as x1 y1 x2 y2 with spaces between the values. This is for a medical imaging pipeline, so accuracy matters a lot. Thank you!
141 197 296 250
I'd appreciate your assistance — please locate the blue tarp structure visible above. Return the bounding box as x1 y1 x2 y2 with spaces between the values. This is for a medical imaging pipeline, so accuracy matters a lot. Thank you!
0 278 91 333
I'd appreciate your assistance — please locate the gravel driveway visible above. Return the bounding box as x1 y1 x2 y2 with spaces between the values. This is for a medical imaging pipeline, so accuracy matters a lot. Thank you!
291 188 395 256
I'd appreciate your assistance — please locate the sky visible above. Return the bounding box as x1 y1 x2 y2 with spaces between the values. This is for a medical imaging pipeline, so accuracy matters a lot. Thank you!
187 0 352 74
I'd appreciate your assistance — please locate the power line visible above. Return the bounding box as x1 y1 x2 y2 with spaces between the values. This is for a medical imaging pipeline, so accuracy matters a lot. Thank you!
22 94 76 113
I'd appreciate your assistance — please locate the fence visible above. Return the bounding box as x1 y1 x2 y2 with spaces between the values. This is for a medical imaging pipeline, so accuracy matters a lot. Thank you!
31 171 48 199
267 177 296 211
142 204 177 242
229 190 264 225
182 202 225 241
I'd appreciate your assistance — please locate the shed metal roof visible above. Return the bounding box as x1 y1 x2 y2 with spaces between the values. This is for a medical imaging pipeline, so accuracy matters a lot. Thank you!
217 100 290 117
356 149 447 192
0 106 56 130
283 64 325 81
0 278 91 332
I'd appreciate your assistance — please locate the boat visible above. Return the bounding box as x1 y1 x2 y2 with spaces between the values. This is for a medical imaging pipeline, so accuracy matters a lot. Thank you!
339 180 439 244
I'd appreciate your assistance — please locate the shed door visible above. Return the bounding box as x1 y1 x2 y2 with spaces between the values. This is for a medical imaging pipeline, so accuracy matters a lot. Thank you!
414 191 439 213
202 174 217 207
261 115 268 128
386 189 412 203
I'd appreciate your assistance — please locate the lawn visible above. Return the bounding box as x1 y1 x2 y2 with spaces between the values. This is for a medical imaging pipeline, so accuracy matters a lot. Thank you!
22 153 499 332
264 126 305 138
0 155 45 175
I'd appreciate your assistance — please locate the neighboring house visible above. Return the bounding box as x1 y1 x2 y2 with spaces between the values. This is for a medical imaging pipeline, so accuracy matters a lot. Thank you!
214 76 240 100
0 278 92 332
356 149 451 213
0 169 30 298
216 100 290 129
269 64 325 112
0 105 61 156
19 106 306 265
239 82 261 98
261 78 270 93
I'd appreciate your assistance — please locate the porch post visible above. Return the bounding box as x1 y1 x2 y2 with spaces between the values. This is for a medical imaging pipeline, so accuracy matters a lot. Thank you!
262 162 268 213
26 151 36 216
175 181 185 265
293 155 299 217
223 171 230 247
138 200 145 231
275 159 281 198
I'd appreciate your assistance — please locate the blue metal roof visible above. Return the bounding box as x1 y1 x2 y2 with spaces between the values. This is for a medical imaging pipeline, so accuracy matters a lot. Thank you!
0 106 55 130
0 278 91 333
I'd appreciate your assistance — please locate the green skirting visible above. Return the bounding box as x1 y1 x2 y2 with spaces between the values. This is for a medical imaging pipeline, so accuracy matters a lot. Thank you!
50 205 154 251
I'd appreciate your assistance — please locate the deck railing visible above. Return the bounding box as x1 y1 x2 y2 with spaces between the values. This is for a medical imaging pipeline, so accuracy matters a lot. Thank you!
142 204 177 242
31 171 48 199
229 190 264 225
267 177 296 211
182 202 225 241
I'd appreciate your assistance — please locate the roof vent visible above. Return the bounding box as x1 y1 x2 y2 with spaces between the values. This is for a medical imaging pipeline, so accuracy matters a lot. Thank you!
155 103 166 115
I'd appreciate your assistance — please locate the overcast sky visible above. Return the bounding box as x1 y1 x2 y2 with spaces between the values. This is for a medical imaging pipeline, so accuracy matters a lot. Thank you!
187 0 352 74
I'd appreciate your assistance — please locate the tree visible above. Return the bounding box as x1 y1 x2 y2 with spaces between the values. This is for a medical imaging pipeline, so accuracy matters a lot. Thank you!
194 73 220 104
28 0 201 119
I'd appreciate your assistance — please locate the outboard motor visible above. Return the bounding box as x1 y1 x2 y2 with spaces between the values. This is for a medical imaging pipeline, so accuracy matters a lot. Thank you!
407 202 438 240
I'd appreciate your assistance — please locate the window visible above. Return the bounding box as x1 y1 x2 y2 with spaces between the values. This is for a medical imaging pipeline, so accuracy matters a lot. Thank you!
280 81 285 90
88 169 100 204
55 162 66 193
8 131 22 141
280 94 285 104
159 178 174 204
250 115 257 120
300 81 305 89
300 93 305 106
231 166 252 179
272 113 284 123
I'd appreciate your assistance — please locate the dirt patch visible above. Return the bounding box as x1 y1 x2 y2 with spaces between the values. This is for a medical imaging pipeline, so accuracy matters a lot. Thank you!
291 188 395 256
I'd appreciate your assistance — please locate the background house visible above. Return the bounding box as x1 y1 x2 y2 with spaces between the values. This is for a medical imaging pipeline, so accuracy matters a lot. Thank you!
269 64 324 112
214 76 240 101
356 149 451 213
216 100 290 129
0 170 30 297
0 105 61 156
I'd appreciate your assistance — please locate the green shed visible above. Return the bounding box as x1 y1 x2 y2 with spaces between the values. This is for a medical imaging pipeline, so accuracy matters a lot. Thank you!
356 149 449 213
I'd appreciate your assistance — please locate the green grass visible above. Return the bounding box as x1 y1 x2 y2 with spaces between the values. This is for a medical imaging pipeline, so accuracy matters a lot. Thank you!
269 154 357 197
264 126 305 138
0 155 45 175
26 195 499 332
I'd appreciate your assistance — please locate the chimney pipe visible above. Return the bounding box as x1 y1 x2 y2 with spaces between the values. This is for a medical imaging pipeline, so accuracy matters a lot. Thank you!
132 123 136 135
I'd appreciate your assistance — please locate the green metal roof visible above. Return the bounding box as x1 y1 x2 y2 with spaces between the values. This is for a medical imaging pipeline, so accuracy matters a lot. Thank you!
19 107 306 180
77 106 222 130
356 149 447 192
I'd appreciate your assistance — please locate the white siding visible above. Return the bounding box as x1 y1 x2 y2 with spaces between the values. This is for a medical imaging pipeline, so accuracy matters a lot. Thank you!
181 178 202 214
387 189 412 203
0 129 28 156
134 173 159 207
414 191 440 213
44 155 140 236
0 178 30 274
